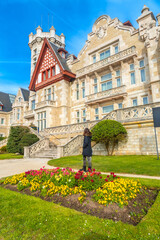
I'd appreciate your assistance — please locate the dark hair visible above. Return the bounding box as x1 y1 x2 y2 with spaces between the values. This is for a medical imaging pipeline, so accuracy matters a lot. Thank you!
83 128 92 136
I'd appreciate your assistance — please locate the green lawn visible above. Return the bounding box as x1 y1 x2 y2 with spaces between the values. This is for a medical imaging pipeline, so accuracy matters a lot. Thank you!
48 155 160 176
0 153 23 160
0 177 160 240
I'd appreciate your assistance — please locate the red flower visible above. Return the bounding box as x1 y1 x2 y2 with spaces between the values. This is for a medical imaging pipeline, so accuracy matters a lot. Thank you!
105 179 108 182
113 175 116 178
107 175 110 178
93 169 95 172
91 179 94 182
81 178 84 181
100 176 102 179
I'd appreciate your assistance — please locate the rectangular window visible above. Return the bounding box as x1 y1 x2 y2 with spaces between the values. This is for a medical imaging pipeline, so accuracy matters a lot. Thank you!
76 111 80 123
115 45 119 54
31 100 35 110
94 78 97 84
143 96 148 105
82 82 85 98
101 81 112 91
37 111 46 131
116 70 120 77
94 78 98 93
118 103 122 109
139 60 144 68
48 88 51 100
93 55 96 63
132 99 137 106
52 67 55 76
131 72 135 84
82 109 86 117
52 86 55 101
76 84 79 100
102 105 114 113
139 59 146 82
1 118 4 124
130 64 134 71
77 111 79 118
100 49 110 60
43 71 46 81
94 85 98 93
117 78 121 87
95 108 99 115
47 69 51 78
101 73 112 82
95 116 99 120
140 69 146 82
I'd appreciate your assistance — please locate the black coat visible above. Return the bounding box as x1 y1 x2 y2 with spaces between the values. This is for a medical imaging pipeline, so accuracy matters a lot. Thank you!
82 136 92 156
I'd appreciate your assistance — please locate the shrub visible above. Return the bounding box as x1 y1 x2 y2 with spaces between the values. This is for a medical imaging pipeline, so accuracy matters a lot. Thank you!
0 145 7 153
7 126 30 153
18 133 39 154
91 120 127 155
0 137 6 142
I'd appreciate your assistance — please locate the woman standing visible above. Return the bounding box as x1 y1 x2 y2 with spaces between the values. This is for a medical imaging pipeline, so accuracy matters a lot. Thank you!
81 128 92 172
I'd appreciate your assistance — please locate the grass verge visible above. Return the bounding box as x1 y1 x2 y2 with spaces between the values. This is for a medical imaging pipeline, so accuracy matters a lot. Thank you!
48 155 160 176
0 153 23 160
0 179 160 240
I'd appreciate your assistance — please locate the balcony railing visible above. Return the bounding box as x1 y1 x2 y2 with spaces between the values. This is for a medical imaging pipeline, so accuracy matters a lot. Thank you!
24 109 34 118
86 85 127 104
35 100 55 110
76 46 136 78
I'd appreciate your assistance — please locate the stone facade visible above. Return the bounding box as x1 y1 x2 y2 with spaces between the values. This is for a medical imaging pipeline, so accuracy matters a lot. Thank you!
2 5 160 157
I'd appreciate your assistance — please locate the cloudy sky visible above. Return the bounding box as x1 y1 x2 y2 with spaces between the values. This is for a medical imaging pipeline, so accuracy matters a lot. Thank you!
0 0 160 95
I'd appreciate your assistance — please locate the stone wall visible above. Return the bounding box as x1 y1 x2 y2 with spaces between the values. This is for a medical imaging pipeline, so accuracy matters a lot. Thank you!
92 120 159 155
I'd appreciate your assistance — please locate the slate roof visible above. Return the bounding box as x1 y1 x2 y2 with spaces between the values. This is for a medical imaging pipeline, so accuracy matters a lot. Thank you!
20 88 29 101
0 91 15 112
49 41 71 72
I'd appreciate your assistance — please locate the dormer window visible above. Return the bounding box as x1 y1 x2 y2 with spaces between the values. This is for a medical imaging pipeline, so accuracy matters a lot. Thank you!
18 97 21 102
62 52 65 58
0 102 3 110
58 48 68 59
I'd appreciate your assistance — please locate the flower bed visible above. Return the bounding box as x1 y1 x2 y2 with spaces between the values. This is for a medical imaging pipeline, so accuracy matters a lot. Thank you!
3 167 143 206
2 167 158 225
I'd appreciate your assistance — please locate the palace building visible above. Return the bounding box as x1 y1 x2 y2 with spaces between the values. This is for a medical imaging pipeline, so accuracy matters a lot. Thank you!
1 5 160 157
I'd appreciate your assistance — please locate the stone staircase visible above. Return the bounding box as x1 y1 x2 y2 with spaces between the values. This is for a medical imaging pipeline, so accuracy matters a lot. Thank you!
24 102 160 158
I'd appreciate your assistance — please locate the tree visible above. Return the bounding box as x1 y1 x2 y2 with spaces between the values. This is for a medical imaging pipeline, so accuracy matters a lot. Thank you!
7 126 39 154
91 120 127 156
18 133 39 154
7 126 30 153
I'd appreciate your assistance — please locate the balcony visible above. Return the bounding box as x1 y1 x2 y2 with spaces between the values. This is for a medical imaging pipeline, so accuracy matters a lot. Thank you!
76 46 136 78
24 109 34 119
35 100 55 110
86 85 127 105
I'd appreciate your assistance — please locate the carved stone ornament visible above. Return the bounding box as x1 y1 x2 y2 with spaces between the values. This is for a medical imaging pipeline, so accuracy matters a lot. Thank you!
96 26 106 39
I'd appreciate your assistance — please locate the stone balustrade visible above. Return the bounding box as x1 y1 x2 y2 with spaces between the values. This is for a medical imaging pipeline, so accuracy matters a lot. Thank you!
76 46 136 78
35 100 55 109
24 138 50 158
86 85 127 104
40 102 160 137
41 120 99 136
24 109 34 118
63 135 84 156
